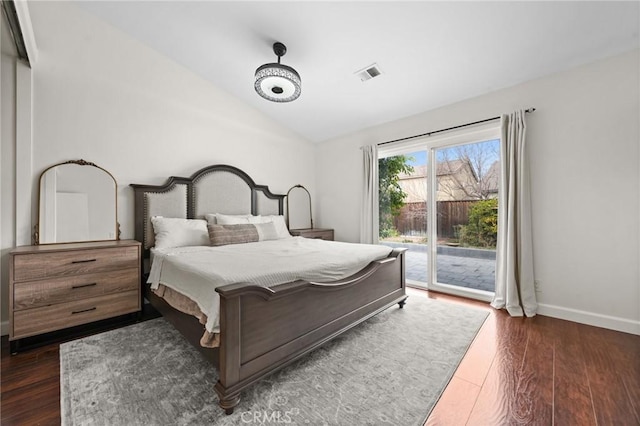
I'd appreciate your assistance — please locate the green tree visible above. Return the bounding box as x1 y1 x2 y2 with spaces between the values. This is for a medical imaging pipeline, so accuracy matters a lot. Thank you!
378 156 414 239
460 199 498 248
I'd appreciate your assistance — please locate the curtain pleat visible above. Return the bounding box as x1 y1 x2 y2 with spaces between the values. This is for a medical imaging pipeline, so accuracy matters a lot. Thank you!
360 145 379 244
492 110 537 316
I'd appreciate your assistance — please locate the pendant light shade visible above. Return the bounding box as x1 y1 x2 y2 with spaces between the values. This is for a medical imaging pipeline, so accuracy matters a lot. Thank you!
254 42 301 103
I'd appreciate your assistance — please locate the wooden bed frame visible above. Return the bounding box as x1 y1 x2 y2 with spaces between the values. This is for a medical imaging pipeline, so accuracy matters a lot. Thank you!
130 164 407 414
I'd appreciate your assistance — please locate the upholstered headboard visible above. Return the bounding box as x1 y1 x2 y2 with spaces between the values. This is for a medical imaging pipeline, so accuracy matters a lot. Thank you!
130 164 285 259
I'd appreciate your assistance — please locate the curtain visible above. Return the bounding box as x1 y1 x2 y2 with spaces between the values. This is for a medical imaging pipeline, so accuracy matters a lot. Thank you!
360 144 379 244
491 110 537 316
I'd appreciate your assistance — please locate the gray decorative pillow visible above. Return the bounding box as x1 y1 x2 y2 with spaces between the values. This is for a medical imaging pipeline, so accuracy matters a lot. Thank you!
208 224 259 246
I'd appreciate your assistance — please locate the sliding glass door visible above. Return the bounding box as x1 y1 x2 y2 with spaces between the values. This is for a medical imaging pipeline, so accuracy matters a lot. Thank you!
378 124 500 301
378 150 429 283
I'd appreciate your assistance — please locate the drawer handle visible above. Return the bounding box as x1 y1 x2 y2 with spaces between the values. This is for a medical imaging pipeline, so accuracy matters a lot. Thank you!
71 259 97 264
71 307 97 315
71 282 97 290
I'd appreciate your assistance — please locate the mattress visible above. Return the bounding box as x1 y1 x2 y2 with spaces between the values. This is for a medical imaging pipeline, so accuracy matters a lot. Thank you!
148 237 393 336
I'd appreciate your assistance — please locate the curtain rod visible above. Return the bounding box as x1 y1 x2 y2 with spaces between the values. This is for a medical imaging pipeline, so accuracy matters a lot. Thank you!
377 108 536 147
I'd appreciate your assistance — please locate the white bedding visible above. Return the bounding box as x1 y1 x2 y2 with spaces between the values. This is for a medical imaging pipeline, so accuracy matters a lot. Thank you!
148 237 392 334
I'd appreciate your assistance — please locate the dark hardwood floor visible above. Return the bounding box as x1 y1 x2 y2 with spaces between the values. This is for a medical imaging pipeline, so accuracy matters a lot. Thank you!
2 288 639 425
424 290 640 426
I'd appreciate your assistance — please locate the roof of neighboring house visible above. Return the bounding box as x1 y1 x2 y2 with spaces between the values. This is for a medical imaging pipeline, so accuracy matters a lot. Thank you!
484 161 500 193
398 159 474 179
398 159 500 194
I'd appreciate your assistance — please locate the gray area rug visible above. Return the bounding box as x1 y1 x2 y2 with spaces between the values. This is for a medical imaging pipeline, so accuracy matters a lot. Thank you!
60 295 488 425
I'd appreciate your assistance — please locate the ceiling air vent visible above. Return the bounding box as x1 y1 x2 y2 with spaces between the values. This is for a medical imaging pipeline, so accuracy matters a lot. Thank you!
355 63 382 82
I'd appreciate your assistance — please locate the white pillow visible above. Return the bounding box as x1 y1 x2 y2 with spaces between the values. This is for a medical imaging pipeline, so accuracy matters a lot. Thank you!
204 213 218 224
255 222 279 241
262 215 292 239
150 217 210 249
206 213 265 225
247 215 269 224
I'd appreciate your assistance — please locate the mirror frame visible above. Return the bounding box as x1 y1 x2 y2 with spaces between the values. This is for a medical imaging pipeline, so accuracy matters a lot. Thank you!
285 184 313 230
35 159 120 245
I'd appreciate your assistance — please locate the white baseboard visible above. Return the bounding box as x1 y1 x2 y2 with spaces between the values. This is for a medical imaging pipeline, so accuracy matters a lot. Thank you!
1 320 8 336
408 282 639 335
537 303 640 335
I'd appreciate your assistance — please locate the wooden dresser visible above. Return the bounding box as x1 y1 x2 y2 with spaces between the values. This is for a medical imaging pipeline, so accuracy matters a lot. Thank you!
289 228 334 241
9 240 141 352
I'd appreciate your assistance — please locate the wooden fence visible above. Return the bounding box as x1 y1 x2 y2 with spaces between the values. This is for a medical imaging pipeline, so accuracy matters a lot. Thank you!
392 200 476 238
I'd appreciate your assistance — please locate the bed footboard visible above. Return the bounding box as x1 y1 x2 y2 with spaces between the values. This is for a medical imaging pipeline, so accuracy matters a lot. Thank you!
214 248 407 414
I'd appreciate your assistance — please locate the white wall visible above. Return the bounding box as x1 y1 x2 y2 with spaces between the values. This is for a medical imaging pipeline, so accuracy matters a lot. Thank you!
316 49 640 334
0 2 316 328
29 2 316 232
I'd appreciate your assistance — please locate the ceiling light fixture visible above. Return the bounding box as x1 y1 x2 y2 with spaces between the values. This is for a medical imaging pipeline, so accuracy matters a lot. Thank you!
254 42 301 103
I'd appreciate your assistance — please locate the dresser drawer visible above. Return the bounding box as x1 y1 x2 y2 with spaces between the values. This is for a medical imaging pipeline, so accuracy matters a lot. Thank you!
12 290 140 339
13 269 139 310
12 246 139 282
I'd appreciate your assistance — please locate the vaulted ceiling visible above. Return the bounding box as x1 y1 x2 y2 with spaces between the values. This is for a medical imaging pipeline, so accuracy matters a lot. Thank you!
78 1 639 143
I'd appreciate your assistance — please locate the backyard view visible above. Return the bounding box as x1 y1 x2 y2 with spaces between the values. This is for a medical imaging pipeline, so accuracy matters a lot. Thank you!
379 139 499 293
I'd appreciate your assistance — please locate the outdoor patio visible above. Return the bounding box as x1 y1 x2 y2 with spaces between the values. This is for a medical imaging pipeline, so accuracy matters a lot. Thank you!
380 242 496 292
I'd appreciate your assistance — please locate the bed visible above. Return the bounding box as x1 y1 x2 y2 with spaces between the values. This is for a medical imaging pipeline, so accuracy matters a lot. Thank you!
130 164 407 414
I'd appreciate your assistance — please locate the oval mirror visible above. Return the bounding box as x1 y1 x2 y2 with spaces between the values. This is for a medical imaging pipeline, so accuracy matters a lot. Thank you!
37 159 118 244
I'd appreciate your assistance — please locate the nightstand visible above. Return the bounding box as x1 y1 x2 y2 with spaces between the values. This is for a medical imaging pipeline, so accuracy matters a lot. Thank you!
9 240 141 353
289 228 334 241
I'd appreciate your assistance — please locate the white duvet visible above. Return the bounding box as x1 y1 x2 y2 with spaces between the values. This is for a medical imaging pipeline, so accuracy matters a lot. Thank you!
148 237 392 334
